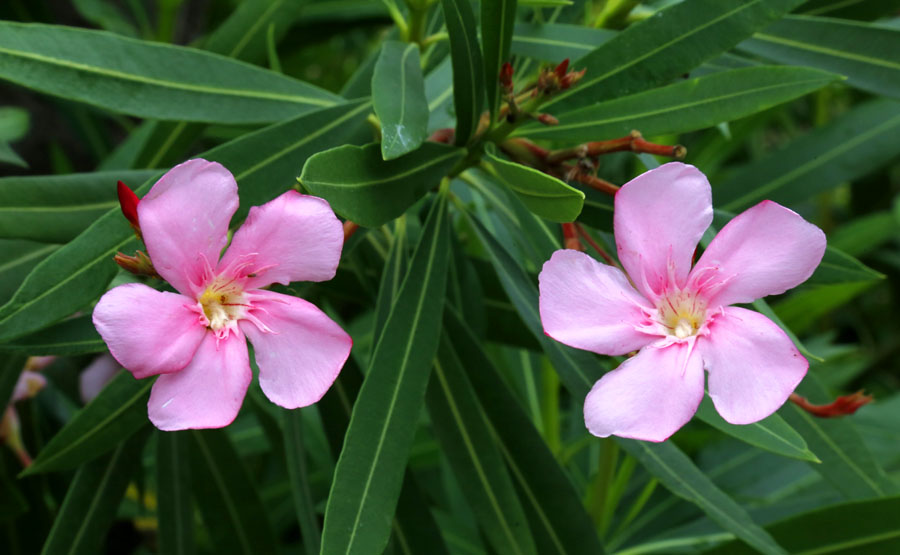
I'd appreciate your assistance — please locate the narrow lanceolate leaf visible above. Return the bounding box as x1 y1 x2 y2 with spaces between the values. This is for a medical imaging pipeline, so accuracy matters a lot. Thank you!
520 66 838 142
190 429 278 555
617 440 787 555
445 309 605 555
373 41 429 160
0 315 104 356
510 23 614 63
428 335 538 555
705 496 900 555
157 431 194 555
0 100 370 342
0 170 155 243
695 396 818 462
40 430 148 555
0 239 58 305
441 0 485 145
0 22 340 124
547 0 807 112
300 142 463 227
714 99 900 212
24 371 150 475
808 246 884 285
284 410 321 555
482 153 584 222
739 15 900 99
466 213 604 397
782 373 899 499
322 194 451 555
482 0 517 120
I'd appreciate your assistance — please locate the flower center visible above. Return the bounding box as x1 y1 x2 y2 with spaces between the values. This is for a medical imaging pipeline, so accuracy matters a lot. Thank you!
657 291 706 339
198 277 248 331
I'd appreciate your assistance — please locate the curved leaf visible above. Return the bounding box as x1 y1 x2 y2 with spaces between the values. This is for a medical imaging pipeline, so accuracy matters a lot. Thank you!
481 154 584 222
0 22 340 124
373 41 428 160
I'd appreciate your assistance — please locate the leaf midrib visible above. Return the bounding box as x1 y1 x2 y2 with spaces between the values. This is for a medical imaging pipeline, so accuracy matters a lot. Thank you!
194 432 254 554
65 444 127 555
306 149 461 189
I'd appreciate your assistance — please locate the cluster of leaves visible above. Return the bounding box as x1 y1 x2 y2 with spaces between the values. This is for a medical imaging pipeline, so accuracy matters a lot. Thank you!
1 0 900 554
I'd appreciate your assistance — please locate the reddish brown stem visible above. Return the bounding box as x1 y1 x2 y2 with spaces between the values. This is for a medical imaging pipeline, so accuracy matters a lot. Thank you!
789 390 873 418
343 221 360 242
561 222 583 251
574 223 618 267
545 130 686 164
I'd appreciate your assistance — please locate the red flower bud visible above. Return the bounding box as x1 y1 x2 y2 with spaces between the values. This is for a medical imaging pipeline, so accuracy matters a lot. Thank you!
117 180 141 235
554 58 570 79
789 390 873 418
500 62 514 93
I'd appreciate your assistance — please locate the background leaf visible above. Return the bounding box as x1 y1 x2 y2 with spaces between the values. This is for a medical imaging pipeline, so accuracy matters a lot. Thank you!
373 41 429 160
441 0 485 145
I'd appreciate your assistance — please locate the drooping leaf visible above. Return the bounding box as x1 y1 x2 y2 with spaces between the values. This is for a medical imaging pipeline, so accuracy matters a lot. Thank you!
482 0 517 120
695 396 819 462
510 23 614 63
520 66 838 142
40 430 149 555
321 193 450 555
24 371 150 475
373 41 429 160
0 170 156 243
0 22 340 124
300 142 463 227
190 429 278 555
157 431 194 555
705 496 900 554
0 100 370 342
441 0 485 145
808 247 884 286
428 334 538 555
739 15 900 99
714 99 900 211
481 153 584 222
445 309 606 555
547 0 807 112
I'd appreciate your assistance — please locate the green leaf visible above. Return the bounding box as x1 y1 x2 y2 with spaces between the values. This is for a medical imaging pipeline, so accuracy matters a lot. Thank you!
808 247 884 285
40 430 148 555
190 429 278 555
441 0 485 145
23 371 151 475
0 170 156 243
774 282 875 335
0 107 29 142
157 431 194 555
0 142 27 168
520 66 838 142
705 496 900 554
445 309 606 555
373 41 429 160
300 142 463 227
481 153 584 222
0 315 104 356
284 410 321 555
0 240 58 305
373 218 409 339
617 440 787 555
547 0 807 112
482 0 517 120
511 23 615 62
321 193 451 555
71 0 138 37
428 334 538 555
203 0 304 63
739 15 900 99
798 0 900 19
715 99 900 212
695 396 819 462
0 100 370 342
0 21 340 124
781 373 900 499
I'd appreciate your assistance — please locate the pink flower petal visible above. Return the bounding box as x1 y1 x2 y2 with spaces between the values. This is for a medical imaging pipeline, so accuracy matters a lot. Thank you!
79 354 121 403
583 341 705 442
614 162 713 299
138 159 239 296
690 200 826 308
218 191 343 289
240 290 351 409
539 250 656 356
700 306 807 425
148 332 252 431
92 283 207 379
12 371 46 403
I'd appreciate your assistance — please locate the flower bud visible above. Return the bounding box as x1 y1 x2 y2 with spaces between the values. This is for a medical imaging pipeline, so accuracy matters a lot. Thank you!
114 250 159 278
117 180 142 239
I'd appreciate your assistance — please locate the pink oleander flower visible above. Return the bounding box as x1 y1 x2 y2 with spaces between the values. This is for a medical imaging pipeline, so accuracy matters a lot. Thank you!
93 159 352 431
539 162 826 442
